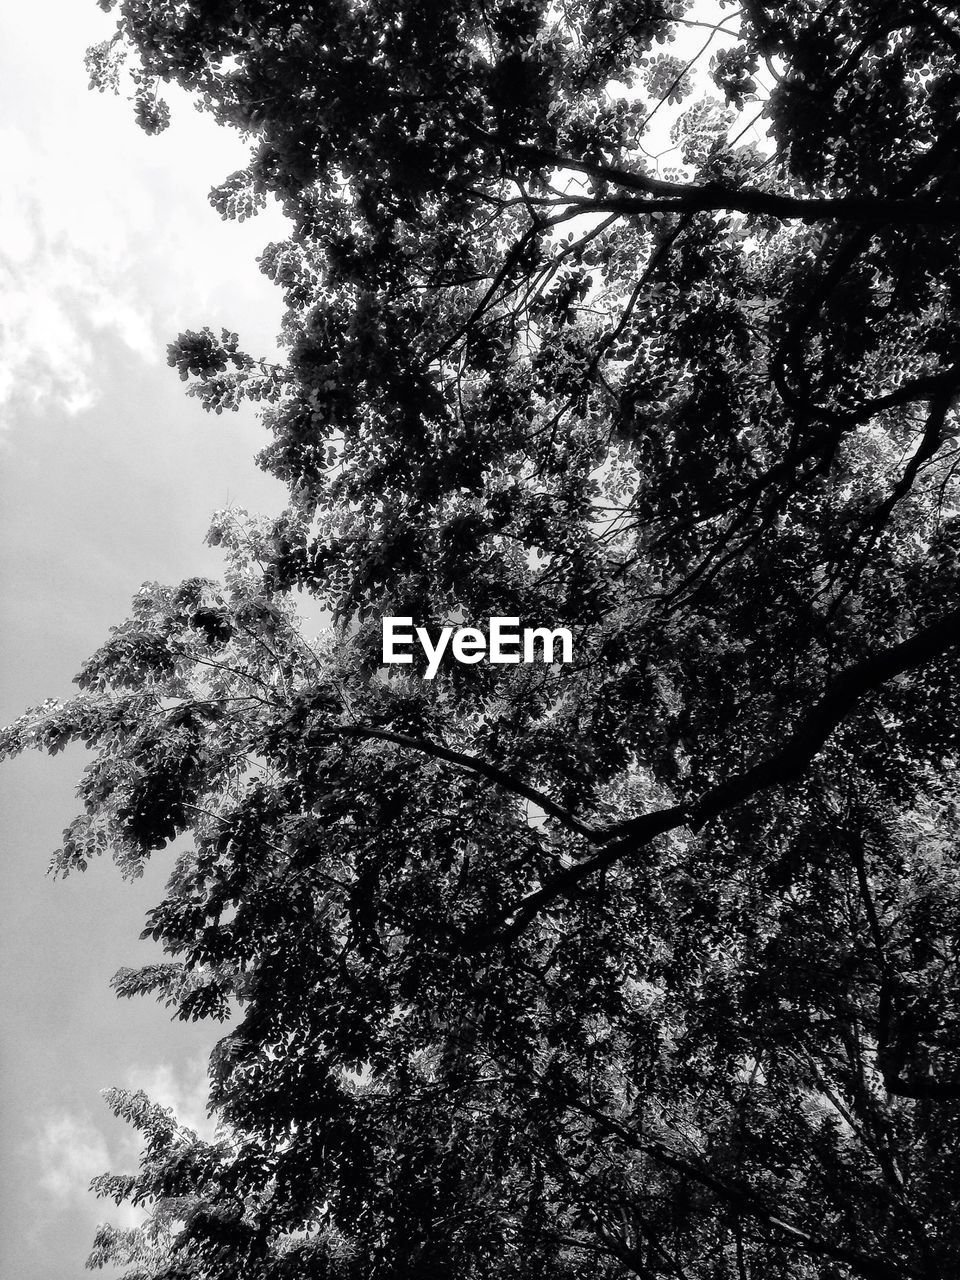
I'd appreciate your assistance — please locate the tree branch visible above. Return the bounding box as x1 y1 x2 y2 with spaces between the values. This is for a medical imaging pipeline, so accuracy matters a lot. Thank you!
688 604 960 827
509 145 960 226
470 605 960 947
562 1098 914 1280
333 723 598 839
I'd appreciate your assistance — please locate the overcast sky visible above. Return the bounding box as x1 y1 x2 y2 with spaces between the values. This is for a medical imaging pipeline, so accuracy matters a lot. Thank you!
0 5 290 1275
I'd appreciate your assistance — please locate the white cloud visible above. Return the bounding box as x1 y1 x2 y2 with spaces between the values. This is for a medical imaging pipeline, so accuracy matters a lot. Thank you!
0 107 157 427
125 1052 218 1143
0 3 284 432
30 1052 216 1235
36 1110 110 1203
34 1106 145 1229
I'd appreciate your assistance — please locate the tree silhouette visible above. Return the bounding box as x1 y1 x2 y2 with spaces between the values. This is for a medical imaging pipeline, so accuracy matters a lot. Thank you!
7 1 960 1275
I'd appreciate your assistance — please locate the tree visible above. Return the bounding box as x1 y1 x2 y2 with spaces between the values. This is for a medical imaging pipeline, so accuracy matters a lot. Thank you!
6 0 960 1274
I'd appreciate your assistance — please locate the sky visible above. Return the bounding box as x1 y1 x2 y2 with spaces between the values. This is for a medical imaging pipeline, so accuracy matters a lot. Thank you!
0 4 290 1276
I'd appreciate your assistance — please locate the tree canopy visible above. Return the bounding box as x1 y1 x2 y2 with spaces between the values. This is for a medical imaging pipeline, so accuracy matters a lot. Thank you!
7 0 960 1276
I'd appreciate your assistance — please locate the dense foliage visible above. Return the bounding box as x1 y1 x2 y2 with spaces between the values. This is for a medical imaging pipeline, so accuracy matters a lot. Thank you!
7 0 960 1275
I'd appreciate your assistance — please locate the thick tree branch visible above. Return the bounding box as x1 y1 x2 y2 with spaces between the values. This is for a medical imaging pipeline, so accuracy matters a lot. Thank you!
477 804 686 947
879 1067 960 1100
688 604 960 827
510 144 960 225
471 606 960 947
333 723 598 839
866 392 955 532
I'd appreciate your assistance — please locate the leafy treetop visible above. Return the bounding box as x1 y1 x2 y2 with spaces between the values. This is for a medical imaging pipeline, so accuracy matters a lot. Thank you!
7 0 960 1276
